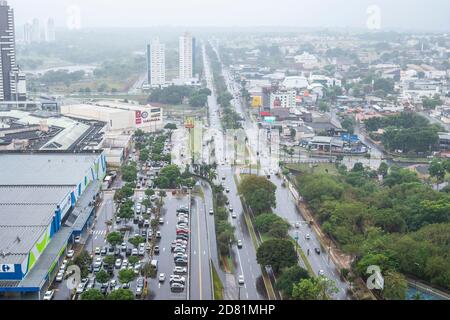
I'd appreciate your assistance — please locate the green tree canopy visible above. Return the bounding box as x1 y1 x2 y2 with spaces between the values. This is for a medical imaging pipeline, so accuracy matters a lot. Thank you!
238 175 277 214
107 288 135 300
80 289 104 300
276 265 310 298
256 239 297 274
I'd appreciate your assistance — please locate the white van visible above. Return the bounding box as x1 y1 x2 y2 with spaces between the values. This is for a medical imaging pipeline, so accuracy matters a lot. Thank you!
151 259 158 271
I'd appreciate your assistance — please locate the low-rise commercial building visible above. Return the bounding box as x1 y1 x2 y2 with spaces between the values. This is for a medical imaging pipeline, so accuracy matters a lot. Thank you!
0 151 106 299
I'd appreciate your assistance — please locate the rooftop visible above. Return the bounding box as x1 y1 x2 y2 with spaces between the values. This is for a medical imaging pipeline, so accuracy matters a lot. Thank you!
0 153 100 186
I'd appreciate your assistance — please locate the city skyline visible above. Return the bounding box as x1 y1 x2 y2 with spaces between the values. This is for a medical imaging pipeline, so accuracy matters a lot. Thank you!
6 0 450 32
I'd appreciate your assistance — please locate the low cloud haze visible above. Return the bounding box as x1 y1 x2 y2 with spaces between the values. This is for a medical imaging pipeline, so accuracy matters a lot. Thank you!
8 0 450 31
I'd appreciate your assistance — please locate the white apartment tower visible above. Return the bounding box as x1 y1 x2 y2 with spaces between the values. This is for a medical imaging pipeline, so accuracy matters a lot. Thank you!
31 18 40 43
45 18 55 42
23 22 32 44
0 1 26 102
179 32 195 80
148 39 165 86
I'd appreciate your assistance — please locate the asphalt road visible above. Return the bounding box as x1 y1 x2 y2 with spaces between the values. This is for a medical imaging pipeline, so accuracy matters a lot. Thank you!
190 195 213 300
213 43 351 300
203 43 266 300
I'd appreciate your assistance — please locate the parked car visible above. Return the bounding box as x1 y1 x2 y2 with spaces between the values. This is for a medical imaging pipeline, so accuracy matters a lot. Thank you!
174 258 188 266
135 286 143 297
43 290 54 300
115 258 122 269
173 267 187 275
173 247 186 254
94 247 101 255
170 282 185 293
55 271 64 282
66 250 74 259
154 245 160 255
169 275 186 284
74 236 81 244
159 218 164 224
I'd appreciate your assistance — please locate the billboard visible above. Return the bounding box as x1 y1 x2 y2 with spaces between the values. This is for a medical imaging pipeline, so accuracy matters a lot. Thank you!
252 96 262 108
264 116 276 123
184 117 195 129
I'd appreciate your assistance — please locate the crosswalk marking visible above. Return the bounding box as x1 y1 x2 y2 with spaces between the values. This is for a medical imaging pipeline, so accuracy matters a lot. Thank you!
92 230 106 235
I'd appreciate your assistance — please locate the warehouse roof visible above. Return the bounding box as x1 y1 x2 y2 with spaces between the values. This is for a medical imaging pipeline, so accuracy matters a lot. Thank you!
0 186 72 205
0 153 99 185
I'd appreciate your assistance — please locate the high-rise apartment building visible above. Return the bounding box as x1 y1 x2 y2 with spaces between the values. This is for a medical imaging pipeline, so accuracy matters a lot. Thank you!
147 39 165 86
45 18 55 42
0 1 25 102
23 22 32 44
31 18 40 43
179 32 196 80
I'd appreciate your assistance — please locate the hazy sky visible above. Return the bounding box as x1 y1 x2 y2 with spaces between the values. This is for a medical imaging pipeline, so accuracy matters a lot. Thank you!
7 0 450 31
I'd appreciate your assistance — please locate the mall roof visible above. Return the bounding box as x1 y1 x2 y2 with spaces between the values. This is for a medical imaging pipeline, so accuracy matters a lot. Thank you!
0 153 100 186
0 110 91 151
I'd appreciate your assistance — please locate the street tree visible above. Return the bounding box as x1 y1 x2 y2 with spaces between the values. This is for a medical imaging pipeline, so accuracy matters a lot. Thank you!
238 175 276 214
256 239 297 274
96 270 110 284
106 232 123 248
118 269 136 284
80 289 104 300
383 271 408 300
129 236 145 248
292 276 338 300
107 288 134 300
276 265 310 298
429 159 447 186
377 162 389 178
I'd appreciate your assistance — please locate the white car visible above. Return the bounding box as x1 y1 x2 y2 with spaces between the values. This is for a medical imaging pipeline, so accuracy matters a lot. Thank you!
237 240 243 248
305 234 311 240
318 270 325 276
74 236 81 244
55 271 64 282
232 213 237 219
43 290 54 300
66 250 75 259
95 247 101 255
115 259 122 269
173 267 187 274
238 275 245 285
159 273 166 282
169 275 186 284
209 209 214 215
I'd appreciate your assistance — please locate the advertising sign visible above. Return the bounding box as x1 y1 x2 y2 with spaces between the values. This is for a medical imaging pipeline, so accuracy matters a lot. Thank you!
264 116 276 123
252 96 262 108
184 117 195 129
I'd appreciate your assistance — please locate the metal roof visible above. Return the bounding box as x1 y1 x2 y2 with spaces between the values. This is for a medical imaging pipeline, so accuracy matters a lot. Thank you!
0 226 47 263
0 153 99 186
0 186 72 205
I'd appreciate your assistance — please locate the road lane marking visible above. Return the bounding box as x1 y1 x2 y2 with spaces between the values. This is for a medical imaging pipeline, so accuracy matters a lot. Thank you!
195 199 203 300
